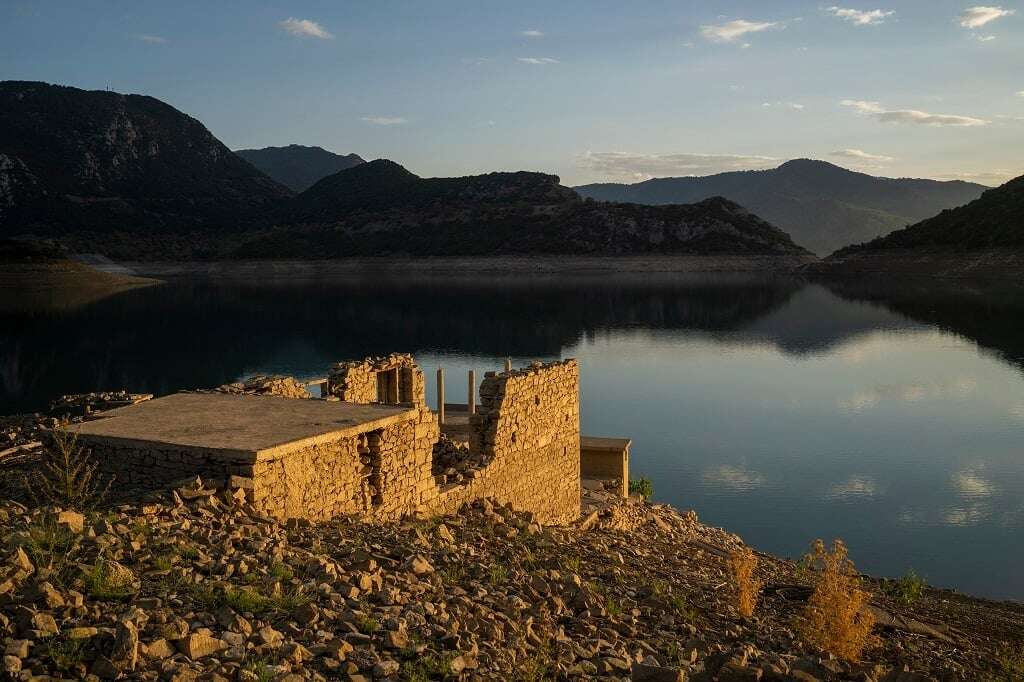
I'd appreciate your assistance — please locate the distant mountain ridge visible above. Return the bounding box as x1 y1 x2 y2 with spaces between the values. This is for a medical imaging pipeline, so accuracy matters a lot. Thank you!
235 144 364 192
0 81 291 251
575 159 987 255
0 80 809 262
816 173 1024 277
237 159 812 258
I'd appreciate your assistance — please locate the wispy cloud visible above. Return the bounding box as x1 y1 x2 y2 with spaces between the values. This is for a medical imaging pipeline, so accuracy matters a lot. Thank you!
700 19 782 43
762 101 805 110
578 151 779 181
830 148 894 162
953 469 996 498
826 476 878 500
841 99 989 126
1017 90 1024 97
517 56 559 65
361 116 408 126
135 34 168 44
279 17 334 40
977 34 997 41
701 465 766 492
521 29 544 38
958 6 1015 28
933 169 1016 185
826 7 894 25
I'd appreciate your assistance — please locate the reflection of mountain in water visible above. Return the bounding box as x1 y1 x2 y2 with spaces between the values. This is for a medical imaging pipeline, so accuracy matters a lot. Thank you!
4 273 1023 414
3 275 800 413
823 279 1024 373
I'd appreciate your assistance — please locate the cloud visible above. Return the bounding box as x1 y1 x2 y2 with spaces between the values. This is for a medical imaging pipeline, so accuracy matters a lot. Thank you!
952 469 996 498
279 17 334 40
838 377 977 412
577 151 779 181
700 19 782 43
826 7 894 25
521 29 543 38
701 465 766 492
135 34 168 44
517 56 559 64
958 6 1014 28
360 116 408 126
826 476 878 500
1017 90 1024 97
840 99 989 126
933 169 1015 185
830 148 894 162
762 101 805 110
977 34 997 41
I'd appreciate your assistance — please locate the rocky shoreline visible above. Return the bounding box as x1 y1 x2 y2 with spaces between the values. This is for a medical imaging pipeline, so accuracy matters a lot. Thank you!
2 404 1023 681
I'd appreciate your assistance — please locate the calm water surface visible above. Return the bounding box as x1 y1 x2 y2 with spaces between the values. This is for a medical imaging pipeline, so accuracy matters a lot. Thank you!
2 273 1023 600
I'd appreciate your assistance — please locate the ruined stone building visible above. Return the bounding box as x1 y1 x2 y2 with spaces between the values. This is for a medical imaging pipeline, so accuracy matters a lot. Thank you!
71 354 586 525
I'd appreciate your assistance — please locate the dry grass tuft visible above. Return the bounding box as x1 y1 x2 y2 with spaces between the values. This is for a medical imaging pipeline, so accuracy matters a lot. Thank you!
23 421 112 510
729 546 761 618
796 538 875 661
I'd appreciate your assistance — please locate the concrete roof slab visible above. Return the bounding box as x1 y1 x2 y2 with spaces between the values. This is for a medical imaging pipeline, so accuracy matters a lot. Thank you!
68 393 417 459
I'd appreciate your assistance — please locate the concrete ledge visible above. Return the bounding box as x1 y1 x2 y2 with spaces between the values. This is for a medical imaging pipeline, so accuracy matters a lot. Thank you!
69 393 417 461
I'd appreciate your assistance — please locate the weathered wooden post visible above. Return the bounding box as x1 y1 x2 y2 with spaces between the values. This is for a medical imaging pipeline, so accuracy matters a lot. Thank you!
504 358 512 373
436 367 445 425
468 370 476 415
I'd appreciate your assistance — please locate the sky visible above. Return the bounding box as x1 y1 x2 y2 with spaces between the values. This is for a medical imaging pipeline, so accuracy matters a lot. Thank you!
2 1 1022 186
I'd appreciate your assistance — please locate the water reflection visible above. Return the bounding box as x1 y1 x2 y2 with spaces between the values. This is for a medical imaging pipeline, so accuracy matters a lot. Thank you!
2 272 1023 599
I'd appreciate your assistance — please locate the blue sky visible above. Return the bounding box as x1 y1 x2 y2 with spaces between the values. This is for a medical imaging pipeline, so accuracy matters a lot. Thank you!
2 1 1021 185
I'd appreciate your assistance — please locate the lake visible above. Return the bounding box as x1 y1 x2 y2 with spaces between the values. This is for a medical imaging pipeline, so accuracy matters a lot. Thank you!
3 271 1023 601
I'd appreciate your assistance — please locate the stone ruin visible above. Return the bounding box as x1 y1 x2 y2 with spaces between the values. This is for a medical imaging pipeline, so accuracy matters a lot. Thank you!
70 355 583 525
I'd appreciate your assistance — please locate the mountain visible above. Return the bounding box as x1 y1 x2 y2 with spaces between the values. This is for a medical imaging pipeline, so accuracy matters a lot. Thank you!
574 159 987 255
232 159 813 259
235 144 364 192
0 81 291 257
817 173 1024 277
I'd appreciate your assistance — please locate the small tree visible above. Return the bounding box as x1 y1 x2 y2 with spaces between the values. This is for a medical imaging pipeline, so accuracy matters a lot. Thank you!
24 421 112 510
796 539 875 661
729 546 761 618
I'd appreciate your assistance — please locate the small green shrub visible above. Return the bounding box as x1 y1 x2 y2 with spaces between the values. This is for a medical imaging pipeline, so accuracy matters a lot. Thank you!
488 564 508 586
882 569 925 605
23 422 112 510
629 476 654 501
400 651 456 681
990 643 1024 682
268 561 294 581
355 613 379 635
83 559 136 600
45 636 88 672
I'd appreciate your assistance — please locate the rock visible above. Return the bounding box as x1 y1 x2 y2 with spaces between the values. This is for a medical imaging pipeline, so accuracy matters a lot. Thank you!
717 662 762 681
91 655 121 680
144 639 176 660
631 661 686 682
384 629 409 649
256 626 283 647
2 655 21 675
176 633 227 659
373 659 400 677
57 510 85 533
110 620 139 670
4 640 30 658
409 555 433 575
11 547 34 572
162 619 190 640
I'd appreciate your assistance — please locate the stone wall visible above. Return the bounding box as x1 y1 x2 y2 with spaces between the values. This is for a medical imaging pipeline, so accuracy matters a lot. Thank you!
425 359 581 524
81 358 579 525
327 354 425 408
250 406 439 521
88 441 254 490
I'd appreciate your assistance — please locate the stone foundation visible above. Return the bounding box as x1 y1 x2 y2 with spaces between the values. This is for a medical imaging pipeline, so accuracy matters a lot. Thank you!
75 356 581 525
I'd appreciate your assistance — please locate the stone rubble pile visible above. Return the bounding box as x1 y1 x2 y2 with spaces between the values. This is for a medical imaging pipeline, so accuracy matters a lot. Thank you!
202 377 311 400
48 392 153 417
0 477 1010 682
431 435 491 486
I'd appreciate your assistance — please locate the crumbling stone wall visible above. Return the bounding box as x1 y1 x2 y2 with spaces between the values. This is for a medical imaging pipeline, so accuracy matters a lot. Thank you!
87 441 254 490
424 360 581 524
327 354 425 408
252 407 439 522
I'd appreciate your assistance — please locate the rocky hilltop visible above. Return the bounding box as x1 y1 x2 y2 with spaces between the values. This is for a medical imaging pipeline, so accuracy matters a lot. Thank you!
0 81 291 258
235 146 365 193
0 82 810 263
236 160 812 259
818 173 1024 277
575 160 986 256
